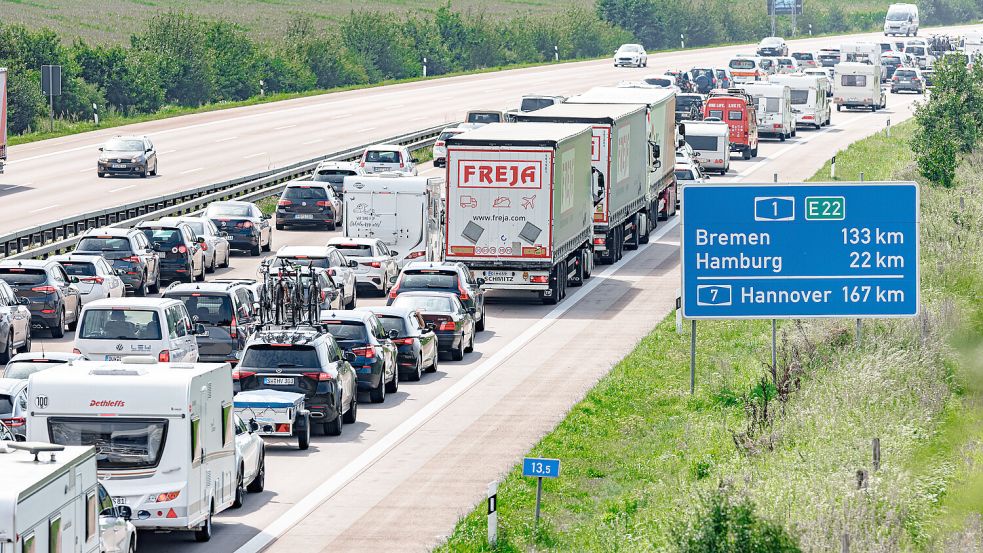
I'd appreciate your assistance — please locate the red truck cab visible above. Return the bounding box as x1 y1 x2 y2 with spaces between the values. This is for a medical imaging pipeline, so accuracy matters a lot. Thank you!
703 89 759 160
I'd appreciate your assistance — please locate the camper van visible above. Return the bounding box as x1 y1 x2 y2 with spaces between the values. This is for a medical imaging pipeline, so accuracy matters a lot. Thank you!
0 443 136 553
769 73 832 128
884 3 919 36
682 121 731 174
27 358 237 542
834 62 887 111
342 174 444 268
738 83 796 140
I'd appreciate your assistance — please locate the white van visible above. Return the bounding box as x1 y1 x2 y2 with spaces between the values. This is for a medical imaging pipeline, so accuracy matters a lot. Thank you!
74 297 201 363
682 121 731 174
27 358 236 542
738 83 795 140
769 74 832 128
343 174 445 267
834 62 887 111
884 3 919 36
727 56 765 83
359 144 418 176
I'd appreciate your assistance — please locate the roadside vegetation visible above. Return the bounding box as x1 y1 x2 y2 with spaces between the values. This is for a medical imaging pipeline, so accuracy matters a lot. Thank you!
2 0 980 144
436 66 983 552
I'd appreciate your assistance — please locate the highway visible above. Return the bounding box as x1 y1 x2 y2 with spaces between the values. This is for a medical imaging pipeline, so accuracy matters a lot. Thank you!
11 22 980 553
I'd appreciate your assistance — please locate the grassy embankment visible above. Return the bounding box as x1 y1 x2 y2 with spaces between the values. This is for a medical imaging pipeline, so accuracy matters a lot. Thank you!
435 118 983 551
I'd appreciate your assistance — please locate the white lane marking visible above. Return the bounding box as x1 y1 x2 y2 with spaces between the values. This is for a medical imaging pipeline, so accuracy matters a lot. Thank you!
303 139 323 145
357 127 377 133
180 167 203 175
78 168 91 173
331 113 352 119
234 215 681 553
30 204 61 213
110 185 137 193
215 136 238 143
243 152 266 159
158 149 177 155
389 104 405 108
275 125 297 131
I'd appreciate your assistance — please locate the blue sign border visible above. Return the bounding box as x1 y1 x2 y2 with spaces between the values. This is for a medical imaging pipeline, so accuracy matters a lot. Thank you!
681 181 920 319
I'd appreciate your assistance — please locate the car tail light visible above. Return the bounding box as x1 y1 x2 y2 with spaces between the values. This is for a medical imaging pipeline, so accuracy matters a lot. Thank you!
30 285 57 293
122 256 141 263
457 280 469 301
2 417 25 428
303 372 334 381
392 338 414 345
177 245 188 254
80 276 105 284
352 346 376 359
912 77 920 81
230 316 238 339
438 321 456 331
435 141 445 147
278 199 292 207
201 243 208 251
316 201 332 207
232 369 255 380
530 275 549 284
405 251 426 260
236 221 254 229
360 261 381 268
158 350 170 362
389 281 401 299
893 76 899 81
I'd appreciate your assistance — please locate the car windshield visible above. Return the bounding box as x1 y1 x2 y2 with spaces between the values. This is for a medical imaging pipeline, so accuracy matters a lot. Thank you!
790 90 809 104
104 139 144 152
364 150 401 163
400 271 458 289
677 96 701 109
323 321 369 342
59 262 97 277
520 98 555 111
277 255 330 269
792 53 812 60
167 293 234 326
141 228 183 249
896 70 916 77
887 9 910 20
376 315 408 336
333 245 373 257
467 113 501 124
313 169 356 184
76 237 131 252
2 360 67 379
729 59 755 70
206 204 252 218
907 46 925 55
79 309 162 340
392 295 455 313
883 56 902 64
0 268 46 286
437 131 463 141
240 344 320 369
49 418 168 470
778 59 793 66
675 169 696 180
619 45 641 53
284 186 328 200
0 393 17 414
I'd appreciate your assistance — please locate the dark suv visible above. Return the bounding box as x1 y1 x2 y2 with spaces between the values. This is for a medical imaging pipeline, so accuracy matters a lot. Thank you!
74 228 161 296
236 327 357 436
163 282 258 365
320 310 398 404
136 221 206 283
388 261 486 331
0 260 82 338
275 182 342 230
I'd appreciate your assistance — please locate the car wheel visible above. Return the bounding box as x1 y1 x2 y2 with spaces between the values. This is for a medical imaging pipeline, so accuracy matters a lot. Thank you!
19 331 31 354
50 310 65 339
275 223 284 231
148 272 161 294
476 310 485 332
837 105 842 112
232 467 245 508
67 308 78 332
140 168 147 178
195 261 206 282
451 338 465 361
343 392 358 424
751 147 758 157
426 349 438 373
297 417 311 450
325 409 343 436
194 507 213 542
0 335 12 364
385 364 398 393
369 374 386 403
206 255 216 274
183 265 195 283
345 291 356 310
742 148 751 160
779 133 786 142
250 244 261 256
247 453 265 492
409 358 422 382
262 238 271 253
97 172 105 178
465 331 474 353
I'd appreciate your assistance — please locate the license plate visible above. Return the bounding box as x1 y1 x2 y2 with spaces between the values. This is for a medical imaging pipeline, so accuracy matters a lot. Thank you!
263 377 294 385
158 252 166 258
105 355 121 361
112 497 127 506
295 214 313 220
111 164 127 169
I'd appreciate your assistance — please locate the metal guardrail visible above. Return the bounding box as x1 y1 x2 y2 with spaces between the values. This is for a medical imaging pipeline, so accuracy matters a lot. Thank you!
1 123 454 261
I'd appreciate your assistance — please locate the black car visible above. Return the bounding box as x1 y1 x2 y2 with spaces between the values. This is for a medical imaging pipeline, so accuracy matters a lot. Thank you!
0 260 82 338
275 182 342 231
74 228 161 296
163 282 258 365
237 327 358 436
391 291 475 361
675 94 705 122
319 311 398 404
204 201 273 256
388 261 486 331
0 281 31 363
136 222 206 283
357 306 438 382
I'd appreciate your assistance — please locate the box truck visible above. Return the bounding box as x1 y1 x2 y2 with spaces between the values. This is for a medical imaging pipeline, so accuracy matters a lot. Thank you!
444 123 595 304
28 358 237 542
343 174 445 267
769 73 832 128
565 86 678 223
0 68 7 175
512 103 651 264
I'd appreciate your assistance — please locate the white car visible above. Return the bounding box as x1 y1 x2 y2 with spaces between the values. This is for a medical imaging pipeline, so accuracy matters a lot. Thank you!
359 144 418 176
157 216 231 272
775 56 799 74
274 245 358 309
1 351 83 379
326 237 401 295
312 160 362 197
614 44 648 67
50 254 125 305
96 483 138 553
74 298 201 363
433 127 467 168
675 162 708 187
232 414 265 508
676 142 698 166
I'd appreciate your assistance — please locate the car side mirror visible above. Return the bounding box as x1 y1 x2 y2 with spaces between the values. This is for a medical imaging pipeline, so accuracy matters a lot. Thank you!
98 147 104 152
476 278 486 287
69 276 80 284
197 236 205 244
116 505 133 521
387 329 399 340
467 306 477 314
344 351 357 363
220 231 230 238
411 157 420 163
116 269 127 276
348 259 358 268
248 419 259 433
651 144 661 160
261 214 271 220
426 322 436 331
146 148 153 153
389 250 399 256
389 275 398 284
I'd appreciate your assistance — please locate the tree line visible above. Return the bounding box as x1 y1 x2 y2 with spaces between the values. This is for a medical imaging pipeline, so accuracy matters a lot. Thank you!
1 0 980 136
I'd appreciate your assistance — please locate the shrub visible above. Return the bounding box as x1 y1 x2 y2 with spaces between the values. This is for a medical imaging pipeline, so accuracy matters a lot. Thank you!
676 488 801 553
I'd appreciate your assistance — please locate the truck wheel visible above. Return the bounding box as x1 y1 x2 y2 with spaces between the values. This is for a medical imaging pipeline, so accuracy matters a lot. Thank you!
837 105 842 112
751 147 758 157
582 249 593 280
296 417 311 450
639 212 650 244
779 133 786 142
625 217 640 251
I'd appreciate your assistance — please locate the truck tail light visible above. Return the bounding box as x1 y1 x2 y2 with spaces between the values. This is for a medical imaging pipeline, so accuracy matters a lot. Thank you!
158 350 170 362
151 491 181 503
530 275 549 284
352 347 376 359
593 237 606 246
303 372 334 381
232 369 256 380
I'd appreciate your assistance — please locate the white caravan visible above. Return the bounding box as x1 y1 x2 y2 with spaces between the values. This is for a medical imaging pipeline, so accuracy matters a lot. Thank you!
343 174 445 267
840 42 883 66
834 62 887 111
681 121 731 174
769 73 832 128
738 83 795 140
27 358 236 542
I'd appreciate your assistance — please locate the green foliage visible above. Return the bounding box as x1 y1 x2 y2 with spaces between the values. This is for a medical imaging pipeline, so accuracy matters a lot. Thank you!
676 489 801 553
130 12 215 107
3 63 45 134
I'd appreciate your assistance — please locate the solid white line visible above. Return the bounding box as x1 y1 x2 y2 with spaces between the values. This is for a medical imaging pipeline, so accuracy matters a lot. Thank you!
331 113 352 119
274 125 296 131
158 149 177 155
78 168 91 173
357 127 377 133
180 167 203 175
234 215 681 553
109 185 137 193
30 204 61 213
302 139 323 145
243 152 266 159
215 136 238 143
389 104 405 108
697 274 904 280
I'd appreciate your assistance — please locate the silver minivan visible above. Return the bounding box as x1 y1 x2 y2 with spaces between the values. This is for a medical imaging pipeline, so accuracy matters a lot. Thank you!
73 297 201 362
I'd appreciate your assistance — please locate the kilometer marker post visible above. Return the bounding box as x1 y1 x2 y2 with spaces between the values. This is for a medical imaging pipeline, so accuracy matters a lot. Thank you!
522 458 560 538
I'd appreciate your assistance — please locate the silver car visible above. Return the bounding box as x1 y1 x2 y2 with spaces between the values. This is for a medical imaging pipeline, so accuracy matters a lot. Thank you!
97 135 158 178
326 237 400 295
96 483 138 553
50 254 126 304
433 128 467 168
158 216 232 272
274 245 358 309
0 378 28 440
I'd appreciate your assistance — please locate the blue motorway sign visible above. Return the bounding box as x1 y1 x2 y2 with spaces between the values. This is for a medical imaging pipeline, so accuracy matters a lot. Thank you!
522 457 561 478
681 182 919 319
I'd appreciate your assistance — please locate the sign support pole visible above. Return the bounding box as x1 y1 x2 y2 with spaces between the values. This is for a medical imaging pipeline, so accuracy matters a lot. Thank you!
690 320 697 394
771 319 777 384
856 319 862 346
533 476 543 535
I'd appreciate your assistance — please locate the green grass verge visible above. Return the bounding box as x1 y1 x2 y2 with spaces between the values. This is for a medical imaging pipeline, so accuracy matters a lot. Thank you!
436 116 983 551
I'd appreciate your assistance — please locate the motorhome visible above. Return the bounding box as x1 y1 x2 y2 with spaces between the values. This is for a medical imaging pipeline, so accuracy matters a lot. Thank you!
704 89 759 159
342 174 445 267
834 62 887 111
681 121 731 174
737 82 795 141
769 73 832 128
27 358 236 542
883 3 919 36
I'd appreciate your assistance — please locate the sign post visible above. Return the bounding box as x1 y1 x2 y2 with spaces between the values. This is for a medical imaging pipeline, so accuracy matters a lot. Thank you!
41 64 62 133
522 457 560 535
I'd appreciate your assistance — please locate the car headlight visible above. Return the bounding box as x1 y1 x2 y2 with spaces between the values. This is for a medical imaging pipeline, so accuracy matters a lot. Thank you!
131 156 145 163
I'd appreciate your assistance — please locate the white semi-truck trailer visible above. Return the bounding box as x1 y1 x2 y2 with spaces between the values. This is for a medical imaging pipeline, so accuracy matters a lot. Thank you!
444 122 595 304
0 68 7 174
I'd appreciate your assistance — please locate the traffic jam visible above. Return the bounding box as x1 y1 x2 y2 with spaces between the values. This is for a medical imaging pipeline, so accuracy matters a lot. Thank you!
0 16 972 551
